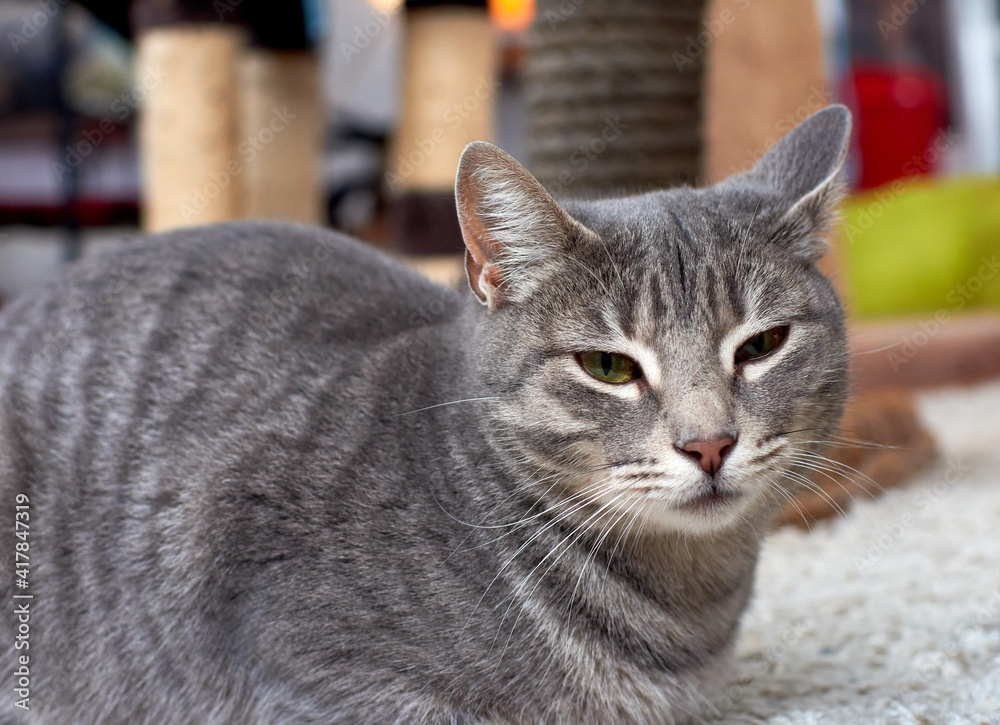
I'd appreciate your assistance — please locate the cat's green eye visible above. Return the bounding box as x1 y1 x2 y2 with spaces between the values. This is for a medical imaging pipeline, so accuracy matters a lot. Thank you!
734 325 789 365
577 351 640 384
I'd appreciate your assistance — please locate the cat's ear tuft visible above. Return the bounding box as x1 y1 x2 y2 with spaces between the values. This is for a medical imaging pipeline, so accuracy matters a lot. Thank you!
735 105 852 261
455 142 575 309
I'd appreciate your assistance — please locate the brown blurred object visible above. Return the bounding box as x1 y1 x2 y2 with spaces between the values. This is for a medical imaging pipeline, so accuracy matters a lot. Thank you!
701 0 828 184
850 314 1000 391
774 391 938 529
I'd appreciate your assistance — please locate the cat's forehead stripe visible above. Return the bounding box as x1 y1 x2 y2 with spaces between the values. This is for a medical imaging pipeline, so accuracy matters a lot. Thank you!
629 236 743 340
702 266 719 319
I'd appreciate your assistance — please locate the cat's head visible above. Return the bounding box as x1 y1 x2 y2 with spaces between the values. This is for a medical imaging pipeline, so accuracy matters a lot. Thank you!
455 106 851 535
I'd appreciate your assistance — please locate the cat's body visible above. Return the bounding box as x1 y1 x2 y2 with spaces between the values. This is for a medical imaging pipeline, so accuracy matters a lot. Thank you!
0 224 754 724
1 107 852 724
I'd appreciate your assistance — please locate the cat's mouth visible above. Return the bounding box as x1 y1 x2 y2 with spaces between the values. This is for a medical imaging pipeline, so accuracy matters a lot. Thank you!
620 480 752 533
675 486 744 515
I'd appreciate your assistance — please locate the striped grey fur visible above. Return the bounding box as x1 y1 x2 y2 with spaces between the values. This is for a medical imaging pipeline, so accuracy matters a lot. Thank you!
0 107 850 724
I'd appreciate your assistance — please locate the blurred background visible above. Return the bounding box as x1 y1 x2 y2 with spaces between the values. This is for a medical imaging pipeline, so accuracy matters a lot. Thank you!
0 0 999 400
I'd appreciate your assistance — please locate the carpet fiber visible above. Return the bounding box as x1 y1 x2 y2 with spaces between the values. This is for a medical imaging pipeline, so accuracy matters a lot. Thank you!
714 381 1000 724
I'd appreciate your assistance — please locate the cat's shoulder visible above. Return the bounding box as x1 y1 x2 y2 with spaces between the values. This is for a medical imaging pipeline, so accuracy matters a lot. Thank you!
88 220 447 297
0 221 468 365
6 221 459 320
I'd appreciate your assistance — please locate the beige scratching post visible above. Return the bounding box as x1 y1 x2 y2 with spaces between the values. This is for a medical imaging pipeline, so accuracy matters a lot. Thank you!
239 49 322 225
137 26 244 232
134 0 322 233
390 3 497 253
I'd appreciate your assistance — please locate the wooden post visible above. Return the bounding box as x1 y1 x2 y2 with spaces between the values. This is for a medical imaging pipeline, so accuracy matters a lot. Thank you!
701 0 829 183
701 0 844 282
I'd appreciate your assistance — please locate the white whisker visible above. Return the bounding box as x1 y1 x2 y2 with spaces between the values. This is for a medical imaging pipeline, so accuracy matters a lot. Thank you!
395 396 501 416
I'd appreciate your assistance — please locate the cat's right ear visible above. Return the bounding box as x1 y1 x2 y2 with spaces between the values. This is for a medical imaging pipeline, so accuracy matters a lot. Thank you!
455 142 576 310
727 105 852 261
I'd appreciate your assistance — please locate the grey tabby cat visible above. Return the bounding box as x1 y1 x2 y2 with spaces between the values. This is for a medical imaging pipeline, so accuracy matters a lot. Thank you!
1 106 850 724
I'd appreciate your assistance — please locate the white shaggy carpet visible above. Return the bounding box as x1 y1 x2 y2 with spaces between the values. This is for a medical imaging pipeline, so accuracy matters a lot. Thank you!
714 380 1000 724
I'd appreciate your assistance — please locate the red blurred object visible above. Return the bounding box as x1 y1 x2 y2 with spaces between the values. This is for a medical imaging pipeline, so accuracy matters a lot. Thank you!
848 64 949 190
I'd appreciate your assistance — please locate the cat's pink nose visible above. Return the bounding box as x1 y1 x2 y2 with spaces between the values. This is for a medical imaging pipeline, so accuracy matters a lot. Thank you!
676 436 736 476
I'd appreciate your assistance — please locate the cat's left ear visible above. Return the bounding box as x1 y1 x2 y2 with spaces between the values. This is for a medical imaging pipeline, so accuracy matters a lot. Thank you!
455 142 578 310
729 105 852 261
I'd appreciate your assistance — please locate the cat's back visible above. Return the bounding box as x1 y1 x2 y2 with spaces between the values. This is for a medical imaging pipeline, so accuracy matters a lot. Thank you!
0 220 456 360
2 219 460 401
0 220 466 499
2 220 451 477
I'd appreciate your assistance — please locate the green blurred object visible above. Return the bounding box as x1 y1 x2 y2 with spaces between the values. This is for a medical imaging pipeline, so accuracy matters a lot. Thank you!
839 176 1000 319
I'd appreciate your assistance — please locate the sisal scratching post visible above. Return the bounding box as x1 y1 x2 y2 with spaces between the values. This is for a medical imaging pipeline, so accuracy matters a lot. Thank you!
239 49 321 225
525 0 707 196
390 1 497 254
136 26 244 232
